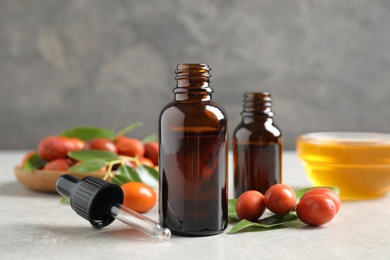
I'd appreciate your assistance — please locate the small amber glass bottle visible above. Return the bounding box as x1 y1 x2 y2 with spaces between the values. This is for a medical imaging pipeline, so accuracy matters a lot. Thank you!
233 92 282 197
159 64 228 236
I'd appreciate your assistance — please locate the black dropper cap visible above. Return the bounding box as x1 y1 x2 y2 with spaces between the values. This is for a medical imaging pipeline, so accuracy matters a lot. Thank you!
56 174 124 228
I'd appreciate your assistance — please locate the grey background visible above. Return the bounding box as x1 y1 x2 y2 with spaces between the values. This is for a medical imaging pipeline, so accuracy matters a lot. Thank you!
1 0 390 150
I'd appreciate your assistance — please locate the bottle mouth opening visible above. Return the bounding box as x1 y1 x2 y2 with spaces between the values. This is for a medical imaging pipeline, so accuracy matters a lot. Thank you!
243 92 272 102
241 92 273 116
175 64 211 80
176 63 210 70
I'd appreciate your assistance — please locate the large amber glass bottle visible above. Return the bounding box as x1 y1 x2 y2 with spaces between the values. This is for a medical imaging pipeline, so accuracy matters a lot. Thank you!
159 64 228 236
233 92 282 197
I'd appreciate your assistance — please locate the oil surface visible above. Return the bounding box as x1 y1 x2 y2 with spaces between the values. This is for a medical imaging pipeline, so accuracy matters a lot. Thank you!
297 134 390 200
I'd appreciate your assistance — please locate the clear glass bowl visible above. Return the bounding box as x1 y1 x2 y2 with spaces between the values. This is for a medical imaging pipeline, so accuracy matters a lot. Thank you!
297 132 390 200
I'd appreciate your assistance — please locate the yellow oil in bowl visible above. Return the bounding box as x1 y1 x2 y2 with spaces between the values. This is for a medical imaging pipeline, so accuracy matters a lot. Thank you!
297 132 390 200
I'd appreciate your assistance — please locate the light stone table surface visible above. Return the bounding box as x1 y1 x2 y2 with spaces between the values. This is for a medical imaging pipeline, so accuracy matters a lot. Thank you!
1 151 390 260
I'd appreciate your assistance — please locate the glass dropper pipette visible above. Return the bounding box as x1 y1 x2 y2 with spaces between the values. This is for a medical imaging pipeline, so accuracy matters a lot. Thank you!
56 174 171 241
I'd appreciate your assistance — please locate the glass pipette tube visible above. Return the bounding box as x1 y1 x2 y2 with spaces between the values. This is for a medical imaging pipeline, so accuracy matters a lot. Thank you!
110 204 171 241
56 174 171 241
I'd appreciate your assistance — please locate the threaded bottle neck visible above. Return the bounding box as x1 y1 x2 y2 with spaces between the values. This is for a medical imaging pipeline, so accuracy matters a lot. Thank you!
174 64 213 100
175 63 211 81
241 92 274 117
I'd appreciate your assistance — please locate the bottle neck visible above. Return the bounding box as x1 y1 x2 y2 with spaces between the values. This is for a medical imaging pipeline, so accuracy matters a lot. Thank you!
174 64 213 101
241 92 274 121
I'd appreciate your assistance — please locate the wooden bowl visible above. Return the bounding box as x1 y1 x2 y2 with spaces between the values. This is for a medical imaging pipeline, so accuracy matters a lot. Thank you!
14 165 110 193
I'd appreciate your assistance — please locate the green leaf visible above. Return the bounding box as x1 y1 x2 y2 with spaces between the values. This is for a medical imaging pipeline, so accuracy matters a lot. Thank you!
135 165 158 190
111 174 131 186
23 153 46 171
228 213 298 234
111 165 142 186
60 197 70 205
138 165 158 181
228 199 240 222
141 134 158 143
114 122 142 139
61 126 114 142
68 159 107 173
110 165 159 189
295 186 340 201
121 165 142 182
120 165 142 181
257 213 297 226
68 150 119 162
